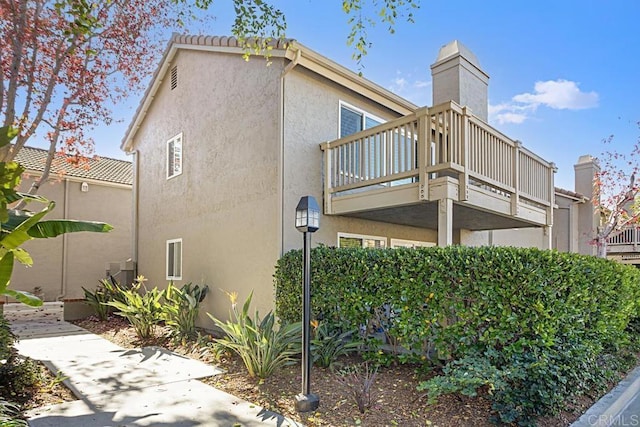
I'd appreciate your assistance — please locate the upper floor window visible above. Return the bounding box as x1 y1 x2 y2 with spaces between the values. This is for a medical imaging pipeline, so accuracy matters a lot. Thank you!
167 133 183 179
339 102 384 138
339 103 385 179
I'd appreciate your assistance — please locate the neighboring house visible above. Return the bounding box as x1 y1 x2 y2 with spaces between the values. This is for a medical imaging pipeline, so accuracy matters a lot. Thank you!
120 35 598 321
465 155 600 256
7 146 132 302
606 230 640 265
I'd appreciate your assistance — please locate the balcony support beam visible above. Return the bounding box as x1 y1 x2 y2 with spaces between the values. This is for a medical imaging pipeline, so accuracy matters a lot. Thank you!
544 226 552 250
438 198 453 246
417 107 429 201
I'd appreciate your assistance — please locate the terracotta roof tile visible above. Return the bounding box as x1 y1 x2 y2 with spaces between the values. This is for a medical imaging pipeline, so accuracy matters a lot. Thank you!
555 186 586 200
15 146 132 185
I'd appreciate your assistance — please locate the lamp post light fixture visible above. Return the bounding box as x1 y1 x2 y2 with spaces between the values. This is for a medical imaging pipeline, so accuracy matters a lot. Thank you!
294 195 320 413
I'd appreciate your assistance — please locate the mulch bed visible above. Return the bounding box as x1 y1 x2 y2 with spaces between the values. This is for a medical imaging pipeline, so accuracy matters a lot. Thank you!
19 315 610 426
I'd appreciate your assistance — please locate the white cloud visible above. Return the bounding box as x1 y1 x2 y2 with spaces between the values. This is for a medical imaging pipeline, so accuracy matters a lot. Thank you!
391 77 408 91
489 79 598 125
492 111 529 125
388 71 432 106
512 79 599 110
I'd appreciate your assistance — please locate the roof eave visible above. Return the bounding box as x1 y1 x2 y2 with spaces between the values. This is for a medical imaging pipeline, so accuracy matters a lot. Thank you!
289 42 418 115
121 39 179 153
121 36 419 152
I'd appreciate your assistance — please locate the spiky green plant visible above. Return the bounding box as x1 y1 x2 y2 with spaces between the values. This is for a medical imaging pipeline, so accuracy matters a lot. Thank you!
207 291 301 379
163 282 209 341
311 322 362 368
107 279 164 339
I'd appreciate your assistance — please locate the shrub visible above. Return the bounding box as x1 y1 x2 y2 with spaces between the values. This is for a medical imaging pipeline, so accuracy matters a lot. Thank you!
0 314 39 403
0 399 27 427
311 321 361 368
417 353 507 404
274 245 640 424
107 277 165 339
82 278 123 321
163 282 209 341
83 285 111 320
334 362 379 414
207 291 301 379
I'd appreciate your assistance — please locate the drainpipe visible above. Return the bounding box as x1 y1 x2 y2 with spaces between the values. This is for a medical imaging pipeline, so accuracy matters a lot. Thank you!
279 49 302 256
57 178 69 300
131 149 139 274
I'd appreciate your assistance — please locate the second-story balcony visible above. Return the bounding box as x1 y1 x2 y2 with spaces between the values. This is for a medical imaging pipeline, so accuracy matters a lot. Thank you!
607 226 640 254
320 101 556 245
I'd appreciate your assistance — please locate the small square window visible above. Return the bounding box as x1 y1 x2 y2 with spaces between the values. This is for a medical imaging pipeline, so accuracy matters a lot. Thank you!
166 238 182 280
167 133 183 179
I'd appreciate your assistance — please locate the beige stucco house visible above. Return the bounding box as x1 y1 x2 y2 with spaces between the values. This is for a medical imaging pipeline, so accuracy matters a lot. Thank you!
6 147 132 303
121 35 604 320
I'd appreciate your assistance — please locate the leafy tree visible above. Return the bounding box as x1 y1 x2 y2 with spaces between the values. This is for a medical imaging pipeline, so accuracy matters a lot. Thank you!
0 126 112 306
1 0 419 196
593 125 640 257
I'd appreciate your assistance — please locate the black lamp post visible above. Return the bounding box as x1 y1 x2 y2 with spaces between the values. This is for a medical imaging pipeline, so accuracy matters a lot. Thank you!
294 195 320 413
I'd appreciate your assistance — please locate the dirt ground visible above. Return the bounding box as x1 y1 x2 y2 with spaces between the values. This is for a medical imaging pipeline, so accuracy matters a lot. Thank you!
21 315 604 426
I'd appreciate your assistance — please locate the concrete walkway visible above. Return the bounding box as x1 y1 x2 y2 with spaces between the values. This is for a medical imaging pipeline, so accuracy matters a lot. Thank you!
5 303 301 427
572 365 640 427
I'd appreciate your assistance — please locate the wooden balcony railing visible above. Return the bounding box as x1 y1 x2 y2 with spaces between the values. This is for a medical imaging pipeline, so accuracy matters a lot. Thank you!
607 226 640 251
321 101 556 216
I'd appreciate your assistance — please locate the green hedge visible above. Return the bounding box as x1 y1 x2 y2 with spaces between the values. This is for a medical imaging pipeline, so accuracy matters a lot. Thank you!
0 313 39 403
274 246 640 424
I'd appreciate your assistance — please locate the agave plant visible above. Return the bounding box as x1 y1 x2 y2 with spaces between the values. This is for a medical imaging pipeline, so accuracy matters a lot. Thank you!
311 322 362 368
207 291 302 379
0 126 112 306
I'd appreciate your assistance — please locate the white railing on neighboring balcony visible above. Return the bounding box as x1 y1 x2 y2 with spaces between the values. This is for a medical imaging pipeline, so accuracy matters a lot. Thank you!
321 100 555 213
607 226 640 250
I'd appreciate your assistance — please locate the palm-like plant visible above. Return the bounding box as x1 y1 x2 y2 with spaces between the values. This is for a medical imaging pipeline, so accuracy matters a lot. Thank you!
107 279 165 340
163 281 209 341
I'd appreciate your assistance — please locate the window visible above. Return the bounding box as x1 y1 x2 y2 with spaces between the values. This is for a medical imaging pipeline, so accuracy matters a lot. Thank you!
170 65 178 90
390 239 436 249
167 133 183 179
166 238 182 280
339 102 385 178
339 102 383 138
338 232 387 249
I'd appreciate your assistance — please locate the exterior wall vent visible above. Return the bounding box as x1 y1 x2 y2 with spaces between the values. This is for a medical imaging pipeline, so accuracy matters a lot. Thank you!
81 182 89 192
170 65 178 90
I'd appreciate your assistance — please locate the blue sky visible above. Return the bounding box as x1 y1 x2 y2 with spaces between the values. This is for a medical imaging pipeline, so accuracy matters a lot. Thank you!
73 0 639 190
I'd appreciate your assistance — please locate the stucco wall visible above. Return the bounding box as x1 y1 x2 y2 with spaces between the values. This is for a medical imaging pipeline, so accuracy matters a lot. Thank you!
460 227 547 249
132 50 283 322
132 50 441 322
553 194 577 252
10 177 131 301
460 193 581 252
282 66 437 252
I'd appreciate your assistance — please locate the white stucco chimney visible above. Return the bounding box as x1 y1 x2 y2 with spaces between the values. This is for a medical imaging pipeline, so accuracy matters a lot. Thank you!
574 155 599 199
430 40 489 122
574 154 600 256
